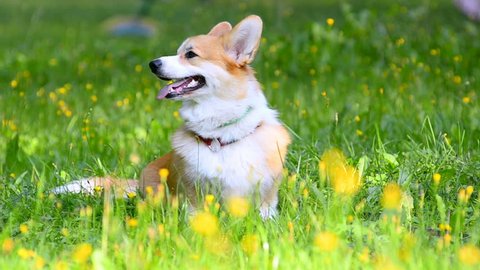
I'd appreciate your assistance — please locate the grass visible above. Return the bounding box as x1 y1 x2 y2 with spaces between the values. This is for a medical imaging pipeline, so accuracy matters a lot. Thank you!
1 0 480 268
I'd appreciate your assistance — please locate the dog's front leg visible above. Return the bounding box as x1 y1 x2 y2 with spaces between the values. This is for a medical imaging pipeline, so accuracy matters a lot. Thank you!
258 179 280 220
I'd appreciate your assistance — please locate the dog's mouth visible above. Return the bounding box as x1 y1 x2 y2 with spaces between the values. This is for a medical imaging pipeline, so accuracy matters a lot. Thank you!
157 75 206 99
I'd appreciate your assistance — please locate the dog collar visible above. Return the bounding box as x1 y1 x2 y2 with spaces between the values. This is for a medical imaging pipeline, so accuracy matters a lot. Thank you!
216 106 253 129
194 123 261 152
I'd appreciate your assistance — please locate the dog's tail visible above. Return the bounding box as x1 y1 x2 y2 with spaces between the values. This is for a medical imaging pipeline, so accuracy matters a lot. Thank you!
51 177 138 198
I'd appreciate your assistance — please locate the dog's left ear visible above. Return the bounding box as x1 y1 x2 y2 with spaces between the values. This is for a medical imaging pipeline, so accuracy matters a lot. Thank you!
208 21 232 37
224 15 263 65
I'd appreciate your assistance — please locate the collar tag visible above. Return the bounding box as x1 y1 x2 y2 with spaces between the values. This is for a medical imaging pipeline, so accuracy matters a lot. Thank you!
208 138 222 152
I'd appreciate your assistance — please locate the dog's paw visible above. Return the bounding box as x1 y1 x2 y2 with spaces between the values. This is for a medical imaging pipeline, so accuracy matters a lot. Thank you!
259 206 277 220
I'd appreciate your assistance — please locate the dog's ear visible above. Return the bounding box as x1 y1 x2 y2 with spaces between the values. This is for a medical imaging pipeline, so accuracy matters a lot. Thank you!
208 21 232 37
223 15 263 65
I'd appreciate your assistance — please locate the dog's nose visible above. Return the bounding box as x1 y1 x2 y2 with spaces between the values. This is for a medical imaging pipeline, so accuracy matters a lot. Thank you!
149 59 162 73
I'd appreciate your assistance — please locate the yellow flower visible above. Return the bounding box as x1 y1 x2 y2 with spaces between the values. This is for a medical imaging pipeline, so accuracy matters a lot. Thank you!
330 165 361 195
314 231 339 252
458 244 480 266
443 233 452 247
326 18 335 26
241 234 260 255
453 75 462 84
432 173 441 185
61 228 69 237
226 196 249 218
358 247 370 263
271 81 280 89
190 211 219 237
54 261 69 270
205 194 215 205
466 186 474 200
2 238 14 253
126 217 139 228
79 206 93 217
462 96 471 104
35 256 46 269
381 183 402 210
90 95 98 102
17 248 36 259
458 188 467 203
135 64 143 73
319 148 362 196
10 79 18 88
395 38 405 46
19 224 29 234
72 243 93 264
159 168 169 182
127 191 137 199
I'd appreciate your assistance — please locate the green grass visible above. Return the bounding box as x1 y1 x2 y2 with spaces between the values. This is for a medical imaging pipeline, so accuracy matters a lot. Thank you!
1 0 480 268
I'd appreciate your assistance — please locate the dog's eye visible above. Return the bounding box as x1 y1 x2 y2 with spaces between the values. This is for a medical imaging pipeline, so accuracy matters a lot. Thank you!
185 51 198 59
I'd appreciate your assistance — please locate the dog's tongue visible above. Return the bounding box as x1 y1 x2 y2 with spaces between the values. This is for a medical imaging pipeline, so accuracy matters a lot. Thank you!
156 84 172 99
156 78 192 99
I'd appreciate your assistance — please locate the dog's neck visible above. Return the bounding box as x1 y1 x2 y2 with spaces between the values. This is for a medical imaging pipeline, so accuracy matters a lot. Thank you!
179 81 279 143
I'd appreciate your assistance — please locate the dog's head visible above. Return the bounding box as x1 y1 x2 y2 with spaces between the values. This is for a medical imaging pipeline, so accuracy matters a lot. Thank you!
149 15 263 100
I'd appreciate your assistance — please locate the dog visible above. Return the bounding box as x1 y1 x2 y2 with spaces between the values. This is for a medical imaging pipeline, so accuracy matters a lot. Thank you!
53 15 290 219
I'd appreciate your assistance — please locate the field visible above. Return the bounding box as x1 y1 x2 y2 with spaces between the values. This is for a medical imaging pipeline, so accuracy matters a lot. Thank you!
1 0 480 269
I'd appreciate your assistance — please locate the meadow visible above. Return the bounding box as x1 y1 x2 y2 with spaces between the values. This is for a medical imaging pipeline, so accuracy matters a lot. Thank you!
1 0 479 269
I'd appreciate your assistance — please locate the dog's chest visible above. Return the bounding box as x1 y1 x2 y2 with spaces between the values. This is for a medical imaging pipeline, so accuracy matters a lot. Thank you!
172 129 270 196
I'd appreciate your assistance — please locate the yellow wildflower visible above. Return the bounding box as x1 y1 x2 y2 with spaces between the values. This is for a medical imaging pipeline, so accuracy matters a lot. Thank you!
126 217 139 228
35 256 46 269
135 64 143 73
54 261 69 270
72 243 93 264
241 234 260 255
453 75 462 84
10 80 18 88
330 165 361 195
458 188 467 203
395 38 405 46
466 186 474 200
443 233 452 247
18 248 36 259
79 206 93 217
326 18 335 26
226 196 249 218
85 83 93 90
462 96 471 104
432 173 441 185
314 231 339 252
145 186 154 196
459 244 480 265
319 148 362 196
159 168 169 182
205 194 215 205
190 211 219 237
19 224 29 234
127 191 136 199
61 228 69 237
381 183 402 210
2 238 14 253
358 247 370 263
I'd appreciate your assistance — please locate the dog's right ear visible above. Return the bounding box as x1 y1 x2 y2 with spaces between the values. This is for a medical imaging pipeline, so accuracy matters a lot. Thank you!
208 21 232 37
223 15 263 66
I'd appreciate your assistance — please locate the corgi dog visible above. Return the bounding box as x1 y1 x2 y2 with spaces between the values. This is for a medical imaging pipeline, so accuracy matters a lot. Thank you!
53 15 290 219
